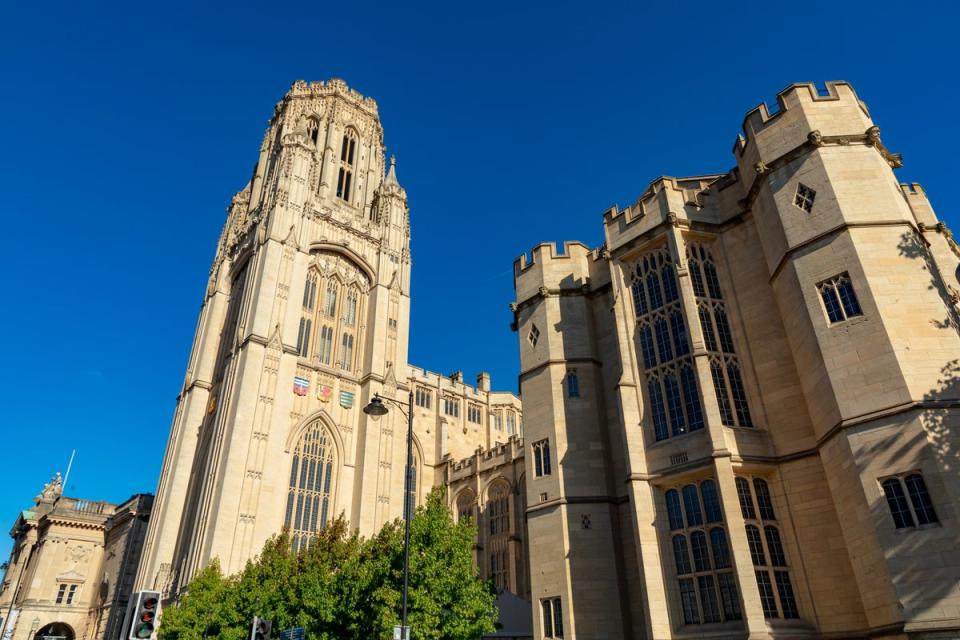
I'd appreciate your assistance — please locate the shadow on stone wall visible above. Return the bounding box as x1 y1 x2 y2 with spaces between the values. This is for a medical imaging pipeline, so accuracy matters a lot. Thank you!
897 231 960 333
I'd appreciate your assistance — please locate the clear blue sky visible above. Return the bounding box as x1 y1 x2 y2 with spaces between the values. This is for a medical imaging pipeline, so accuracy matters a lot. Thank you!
1 1 957 559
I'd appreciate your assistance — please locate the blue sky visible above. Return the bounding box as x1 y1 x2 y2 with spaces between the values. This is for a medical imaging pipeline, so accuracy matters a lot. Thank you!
1 0 957 559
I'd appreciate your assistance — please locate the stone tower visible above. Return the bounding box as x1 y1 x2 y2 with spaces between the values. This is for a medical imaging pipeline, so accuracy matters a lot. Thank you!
136 79 524 603
136 79 414 595
513 82 960 639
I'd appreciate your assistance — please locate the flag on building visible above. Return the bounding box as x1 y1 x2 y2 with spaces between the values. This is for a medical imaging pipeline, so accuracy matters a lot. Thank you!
293 376 310 396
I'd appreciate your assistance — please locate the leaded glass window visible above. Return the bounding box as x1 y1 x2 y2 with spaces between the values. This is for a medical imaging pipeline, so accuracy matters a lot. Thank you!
285 422 336 551
817 272 863 324
882 473 939 529
630 246 704 442
664 479 741 626
688 243 754 428
736 474 800 619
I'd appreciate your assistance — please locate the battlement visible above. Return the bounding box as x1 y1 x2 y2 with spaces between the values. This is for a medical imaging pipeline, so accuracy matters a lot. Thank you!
407 366 521 405
604 175 724 225
733 81 868 157
282 78 380 116
513 241 598 276
446 435 525 481
900 182 940 228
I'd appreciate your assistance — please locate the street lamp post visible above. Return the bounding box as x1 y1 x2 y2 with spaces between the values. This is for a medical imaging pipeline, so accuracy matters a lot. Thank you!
363 390 415 640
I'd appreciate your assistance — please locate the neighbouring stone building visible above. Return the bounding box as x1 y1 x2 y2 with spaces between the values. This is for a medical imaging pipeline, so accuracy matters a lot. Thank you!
0 476 152 640
512 81 960 639
133 79 527 619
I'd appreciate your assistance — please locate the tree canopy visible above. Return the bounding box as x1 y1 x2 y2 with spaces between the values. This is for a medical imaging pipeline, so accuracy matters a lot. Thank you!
158 487 497 640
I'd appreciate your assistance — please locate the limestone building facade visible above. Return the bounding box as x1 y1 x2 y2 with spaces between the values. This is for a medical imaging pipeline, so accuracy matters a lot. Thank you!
0 477 152 640
512 81 960 639
134 79 525 603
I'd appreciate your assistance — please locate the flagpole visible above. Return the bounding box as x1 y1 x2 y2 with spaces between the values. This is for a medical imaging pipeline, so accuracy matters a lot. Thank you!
62 449 76 491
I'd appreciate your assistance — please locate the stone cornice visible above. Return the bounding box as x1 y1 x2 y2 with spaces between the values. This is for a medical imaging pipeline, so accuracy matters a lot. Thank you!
526 494 629 515
624 398 960 483
741 126 902 213
510 282 613 328
518 357 604 382
768 219 918 285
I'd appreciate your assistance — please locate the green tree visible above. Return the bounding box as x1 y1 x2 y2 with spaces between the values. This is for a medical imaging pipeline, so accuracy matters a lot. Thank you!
158 487 497 640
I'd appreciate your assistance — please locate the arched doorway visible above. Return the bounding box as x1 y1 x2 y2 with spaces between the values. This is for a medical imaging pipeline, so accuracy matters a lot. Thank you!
34 622 74 640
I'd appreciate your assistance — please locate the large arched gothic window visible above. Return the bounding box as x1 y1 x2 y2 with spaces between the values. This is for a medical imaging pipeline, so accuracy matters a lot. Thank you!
687 243 753 428
297 252 370 374
486 481 511 591
456 490 476 523
284 422 336 551
631 246 704 441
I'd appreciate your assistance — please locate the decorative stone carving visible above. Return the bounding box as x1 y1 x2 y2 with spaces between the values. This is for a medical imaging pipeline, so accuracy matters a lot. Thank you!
36 473 63 503
311 251 371 290
807 130 823 146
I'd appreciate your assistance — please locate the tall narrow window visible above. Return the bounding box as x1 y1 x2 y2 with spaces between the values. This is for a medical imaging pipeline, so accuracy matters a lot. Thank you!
737 475 800 619
631 246 705 442
533 439 551 477
284 422 336 552
296 318 312 357
664 478 741 626
337 130 357 202
487 483 511 591
339 333 354 370
343 288 358 326
818 273 863 324
541 597 563 638
415 387 432 409
213 262 250 383
306 118 320 145
688 243 754 428
318 326 334 365
299 275 315 356
444 397 460 418
566 370 580 398
506 412 516 435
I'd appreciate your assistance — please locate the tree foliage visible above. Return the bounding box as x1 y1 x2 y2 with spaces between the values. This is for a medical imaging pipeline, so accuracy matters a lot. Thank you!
159 488 496 640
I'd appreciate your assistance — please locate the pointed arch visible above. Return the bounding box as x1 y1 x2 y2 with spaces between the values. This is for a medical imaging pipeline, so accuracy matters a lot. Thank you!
285 409 344 458
455 487 477 524
306 243 376 287
283 416 340 551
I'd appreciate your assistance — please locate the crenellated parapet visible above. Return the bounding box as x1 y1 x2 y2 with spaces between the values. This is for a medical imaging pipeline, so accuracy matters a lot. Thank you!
445 435 525 483
513 241 606 309
284 78 380 117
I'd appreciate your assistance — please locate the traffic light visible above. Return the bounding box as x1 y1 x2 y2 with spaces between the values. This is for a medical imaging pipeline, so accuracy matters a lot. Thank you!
250 615 272 640
127 590 160 639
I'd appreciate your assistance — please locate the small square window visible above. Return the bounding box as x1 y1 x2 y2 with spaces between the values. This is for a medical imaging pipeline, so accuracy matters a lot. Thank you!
794 183 816 212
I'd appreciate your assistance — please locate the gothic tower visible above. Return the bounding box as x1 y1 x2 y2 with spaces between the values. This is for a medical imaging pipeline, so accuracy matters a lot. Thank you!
136 79 417 596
